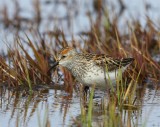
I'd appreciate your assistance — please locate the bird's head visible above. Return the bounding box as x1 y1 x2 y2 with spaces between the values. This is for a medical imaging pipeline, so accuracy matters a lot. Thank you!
57 47 77 66
50 47 77 70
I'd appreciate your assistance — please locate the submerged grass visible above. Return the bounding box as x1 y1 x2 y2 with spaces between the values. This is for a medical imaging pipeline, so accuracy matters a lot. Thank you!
37 104 50 127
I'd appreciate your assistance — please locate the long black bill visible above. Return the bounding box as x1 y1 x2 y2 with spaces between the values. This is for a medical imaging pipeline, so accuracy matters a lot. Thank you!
48 61 59 73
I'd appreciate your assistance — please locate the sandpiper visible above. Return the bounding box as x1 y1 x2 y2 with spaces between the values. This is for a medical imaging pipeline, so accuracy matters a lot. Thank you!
52 47 134 88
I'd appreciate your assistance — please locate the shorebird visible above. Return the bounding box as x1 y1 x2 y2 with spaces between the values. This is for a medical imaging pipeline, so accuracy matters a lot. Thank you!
51 47 134 89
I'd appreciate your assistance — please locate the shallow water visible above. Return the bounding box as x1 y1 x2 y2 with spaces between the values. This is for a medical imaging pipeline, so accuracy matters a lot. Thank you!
0 84 160 127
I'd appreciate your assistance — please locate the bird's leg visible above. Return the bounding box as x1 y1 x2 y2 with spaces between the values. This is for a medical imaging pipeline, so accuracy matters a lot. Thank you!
83 86 89 101
84 86 89 95
79 84 89 106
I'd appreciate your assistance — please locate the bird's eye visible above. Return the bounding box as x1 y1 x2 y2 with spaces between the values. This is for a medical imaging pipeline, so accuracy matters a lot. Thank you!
62 55 66 59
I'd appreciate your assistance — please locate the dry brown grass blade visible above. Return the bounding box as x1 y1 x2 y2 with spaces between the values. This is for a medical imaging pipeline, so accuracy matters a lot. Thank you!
15 39 51 84
131 45 160 70
17 40 42 71
0 56 19 81
0 64 16 80
26 36 49 74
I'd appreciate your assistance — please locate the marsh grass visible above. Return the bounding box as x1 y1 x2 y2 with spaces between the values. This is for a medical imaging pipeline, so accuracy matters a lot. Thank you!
0 1 160 127
0 17 159 88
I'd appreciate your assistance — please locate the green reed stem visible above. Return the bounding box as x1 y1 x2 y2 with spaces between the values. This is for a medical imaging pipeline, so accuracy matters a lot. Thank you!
87 84 95 127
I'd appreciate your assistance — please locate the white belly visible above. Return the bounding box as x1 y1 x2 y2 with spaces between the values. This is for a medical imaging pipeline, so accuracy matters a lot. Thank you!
79 66 128 88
